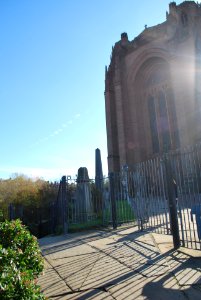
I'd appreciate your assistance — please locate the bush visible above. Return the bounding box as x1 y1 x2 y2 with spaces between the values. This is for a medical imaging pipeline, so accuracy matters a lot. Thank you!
0 219 46 299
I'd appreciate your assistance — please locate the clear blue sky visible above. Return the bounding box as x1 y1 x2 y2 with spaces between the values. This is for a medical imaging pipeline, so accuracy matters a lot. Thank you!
0 0 188 181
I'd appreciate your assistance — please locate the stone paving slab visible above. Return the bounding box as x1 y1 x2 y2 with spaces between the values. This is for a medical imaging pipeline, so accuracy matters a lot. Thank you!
151 234 201 286
180 286 201 300
39 228 201 299
38 260 72 299
45 244 97 267
48 290 114 300
80 256 133 290
106 274 182 300
174 266 201 286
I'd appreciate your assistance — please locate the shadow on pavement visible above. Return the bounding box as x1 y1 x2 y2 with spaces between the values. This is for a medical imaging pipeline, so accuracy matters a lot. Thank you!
39 229 201 299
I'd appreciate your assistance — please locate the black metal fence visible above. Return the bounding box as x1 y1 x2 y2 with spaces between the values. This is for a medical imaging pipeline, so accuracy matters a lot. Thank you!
57 175 136 233
5 142 201 250
108 162 170 233
8 203 55 238
117 143 201 250
6 182 60 238
171 143 201 249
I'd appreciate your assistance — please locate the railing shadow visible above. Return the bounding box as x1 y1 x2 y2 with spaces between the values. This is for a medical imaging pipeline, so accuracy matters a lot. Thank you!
39 229 201 299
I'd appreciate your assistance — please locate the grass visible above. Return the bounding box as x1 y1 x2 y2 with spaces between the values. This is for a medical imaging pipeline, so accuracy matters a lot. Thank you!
117 200 135 222
68 200 135 232
103 200 135 224
68 218 103 232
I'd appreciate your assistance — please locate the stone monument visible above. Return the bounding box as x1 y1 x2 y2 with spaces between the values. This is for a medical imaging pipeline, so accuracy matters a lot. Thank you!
75 167 94 221
95 148 103 191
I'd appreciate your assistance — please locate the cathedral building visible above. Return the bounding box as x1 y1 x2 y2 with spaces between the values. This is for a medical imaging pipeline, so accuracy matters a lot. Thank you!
105 1 201 172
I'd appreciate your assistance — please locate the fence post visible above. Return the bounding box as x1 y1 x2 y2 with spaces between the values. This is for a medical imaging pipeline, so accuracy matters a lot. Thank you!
9 203 14 220
61 176 68 234
50 202 55 234
109 172 117 229
164 155 180 249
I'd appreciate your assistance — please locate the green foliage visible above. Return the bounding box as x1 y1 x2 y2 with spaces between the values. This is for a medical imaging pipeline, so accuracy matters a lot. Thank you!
0 219 46 299
0 175 59 235
69 217 103 232
116 200 135 222
0 174 58 209
104 200 135 224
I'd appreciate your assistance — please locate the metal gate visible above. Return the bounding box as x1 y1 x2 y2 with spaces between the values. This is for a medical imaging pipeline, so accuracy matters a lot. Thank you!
171 144 201 250
122 144 201 250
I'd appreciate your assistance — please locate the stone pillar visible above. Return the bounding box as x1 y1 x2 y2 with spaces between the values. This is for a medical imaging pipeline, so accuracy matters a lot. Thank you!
95 148 103 191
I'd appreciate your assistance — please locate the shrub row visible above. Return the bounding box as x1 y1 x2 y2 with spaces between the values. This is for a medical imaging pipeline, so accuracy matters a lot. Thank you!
0 219 46 299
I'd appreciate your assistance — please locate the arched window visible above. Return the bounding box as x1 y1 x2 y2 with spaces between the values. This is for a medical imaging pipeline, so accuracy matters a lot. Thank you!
158 91 171 151
181 12 188 26
167 89 180 148
148 96 160 153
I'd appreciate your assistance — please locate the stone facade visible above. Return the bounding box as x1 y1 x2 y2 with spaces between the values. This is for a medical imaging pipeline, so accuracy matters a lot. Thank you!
105 1 201 173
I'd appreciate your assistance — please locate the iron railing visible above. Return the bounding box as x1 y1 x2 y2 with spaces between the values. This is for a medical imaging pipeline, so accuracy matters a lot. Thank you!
6 142 201 250
117 143 201 250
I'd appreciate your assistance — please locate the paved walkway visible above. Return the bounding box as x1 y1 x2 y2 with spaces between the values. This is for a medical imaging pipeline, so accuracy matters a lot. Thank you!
38 227 201 299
